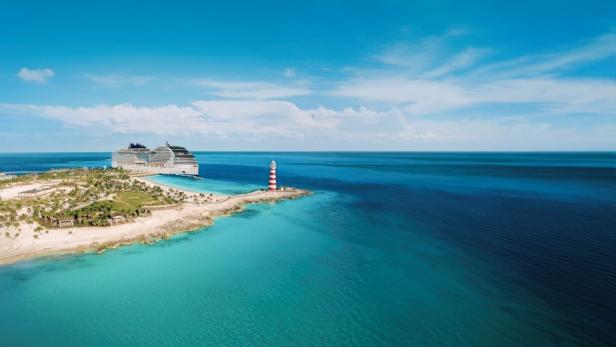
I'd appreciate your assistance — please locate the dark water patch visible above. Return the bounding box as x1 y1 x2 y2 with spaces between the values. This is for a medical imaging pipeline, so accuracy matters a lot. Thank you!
298 161 616 183
0 254 96 285
393 187 616 345
153 233 196 247
116 247 147 255
235 208 260 219
0 152 110 172
280 174 616 345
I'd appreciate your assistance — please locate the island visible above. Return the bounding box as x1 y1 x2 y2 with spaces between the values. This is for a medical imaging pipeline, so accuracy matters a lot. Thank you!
0 168 309 266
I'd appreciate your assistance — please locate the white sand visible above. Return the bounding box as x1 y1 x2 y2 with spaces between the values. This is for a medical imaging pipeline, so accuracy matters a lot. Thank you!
0 181 60 200
0 179 309 266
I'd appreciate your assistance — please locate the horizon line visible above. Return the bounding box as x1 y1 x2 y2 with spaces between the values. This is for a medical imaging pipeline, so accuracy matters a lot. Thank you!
1 150 616 154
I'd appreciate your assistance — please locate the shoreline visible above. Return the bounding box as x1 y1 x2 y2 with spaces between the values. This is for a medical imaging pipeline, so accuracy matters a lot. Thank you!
0 177 310 266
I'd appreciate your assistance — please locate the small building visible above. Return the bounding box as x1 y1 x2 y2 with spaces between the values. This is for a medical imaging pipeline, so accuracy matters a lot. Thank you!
58 219 74 228
18 186 54 198
111 215 127 225
18 189 37 198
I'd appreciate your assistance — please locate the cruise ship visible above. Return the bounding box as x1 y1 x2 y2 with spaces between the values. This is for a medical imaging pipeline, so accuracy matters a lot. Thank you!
111 142 199 176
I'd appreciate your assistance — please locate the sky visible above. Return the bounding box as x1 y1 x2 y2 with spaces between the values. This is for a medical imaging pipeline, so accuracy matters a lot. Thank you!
1 0 616 152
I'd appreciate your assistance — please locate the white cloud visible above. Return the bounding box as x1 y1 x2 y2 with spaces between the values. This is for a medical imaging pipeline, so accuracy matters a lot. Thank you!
332 32 616 117
194 79 310 99
283 68 297 78
0 103 203 135
331 78 475 114
373 31 616 80
4 32 616 150
478 78 616 115
193 99 345 135
420 47 490 78
374 39 443 72
1 100 615 150
373 29 481 76
85 74 153 87
17 67 55 83
471 33 616 78
390 117 616 150
0 100 383 138
331 77 616 116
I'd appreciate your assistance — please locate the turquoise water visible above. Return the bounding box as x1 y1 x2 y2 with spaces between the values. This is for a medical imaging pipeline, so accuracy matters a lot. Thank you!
146 175 262 195
1 152 615 346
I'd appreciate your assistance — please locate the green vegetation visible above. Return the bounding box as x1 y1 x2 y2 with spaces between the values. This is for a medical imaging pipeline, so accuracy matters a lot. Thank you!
114 191 160 210
0 200 18 229
0 168 186 230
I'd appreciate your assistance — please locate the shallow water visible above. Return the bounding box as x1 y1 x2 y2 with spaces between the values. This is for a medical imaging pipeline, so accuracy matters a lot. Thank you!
1 152 615 346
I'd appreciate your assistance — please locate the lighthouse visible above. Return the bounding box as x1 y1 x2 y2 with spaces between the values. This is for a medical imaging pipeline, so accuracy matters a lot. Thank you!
268 160 277 191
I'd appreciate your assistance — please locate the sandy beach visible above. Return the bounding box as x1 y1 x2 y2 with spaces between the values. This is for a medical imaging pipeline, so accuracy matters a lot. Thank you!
0 177 309 266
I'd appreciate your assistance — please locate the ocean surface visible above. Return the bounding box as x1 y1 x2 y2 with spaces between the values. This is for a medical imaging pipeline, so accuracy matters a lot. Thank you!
0 152 615 346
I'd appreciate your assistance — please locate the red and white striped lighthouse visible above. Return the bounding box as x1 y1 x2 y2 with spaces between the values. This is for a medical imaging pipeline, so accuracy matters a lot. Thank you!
268 160 277 191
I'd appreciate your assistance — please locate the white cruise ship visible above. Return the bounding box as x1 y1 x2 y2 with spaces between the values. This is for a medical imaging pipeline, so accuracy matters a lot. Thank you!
111 142 199 176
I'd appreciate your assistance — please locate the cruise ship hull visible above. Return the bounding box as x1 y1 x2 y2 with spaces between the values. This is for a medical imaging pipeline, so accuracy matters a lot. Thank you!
111 143 199 176
111 163 199 176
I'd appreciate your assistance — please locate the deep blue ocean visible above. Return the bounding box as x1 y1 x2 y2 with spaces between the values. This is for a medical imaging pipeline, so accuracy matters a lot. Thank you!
0 152 615 346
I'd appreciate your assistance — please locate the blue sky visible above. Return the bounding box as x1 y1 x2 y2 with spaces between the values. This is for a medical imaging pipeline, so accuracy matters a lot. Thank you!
1 0 615 151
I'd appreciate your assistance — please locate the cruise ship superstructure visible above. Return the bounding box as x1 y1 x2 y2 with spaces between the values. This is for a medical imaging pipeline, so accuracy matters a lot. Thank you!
112 142 199 176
